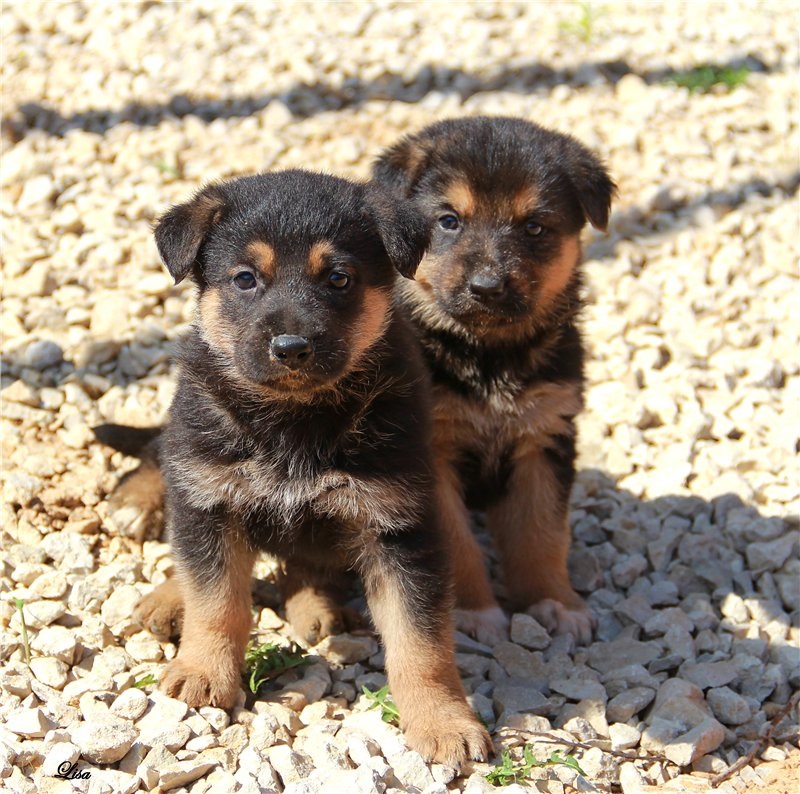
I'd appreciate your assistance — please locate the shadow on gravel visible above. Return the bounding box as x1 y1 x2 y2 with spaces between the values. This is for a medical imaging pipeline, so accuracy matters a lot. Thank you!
233 466 799 750
585 169 800 260
4 54 773 140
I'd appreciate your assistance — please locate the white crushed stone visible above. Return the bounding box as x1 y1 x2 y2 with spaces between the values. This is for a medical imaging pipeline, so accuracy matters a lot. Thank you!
2 2 798 792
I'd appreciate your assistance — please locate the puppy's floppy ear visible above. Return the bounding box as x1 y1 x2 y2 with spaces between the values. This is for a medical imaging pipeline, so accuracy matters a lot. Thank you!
154 184 227 284
565 144 617 232
367 184 431 280
371 134 431 196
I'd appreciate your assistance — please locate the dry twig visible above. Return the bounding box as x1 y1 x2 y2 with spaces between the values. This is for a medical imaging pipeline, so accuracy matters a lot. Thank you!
711 692 800 788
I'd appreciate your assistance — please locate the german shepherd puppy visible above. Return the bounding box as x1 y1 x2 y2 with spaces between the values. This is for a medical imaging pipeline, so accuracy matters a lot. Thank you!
130 171 490 765
371 117 615 646
98 117 614 649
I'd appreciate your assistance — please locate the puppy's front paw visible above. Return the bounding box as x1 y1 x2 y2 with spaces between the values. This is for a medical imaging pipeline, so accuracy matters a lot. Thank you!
404 706 492 766
161 658 241 709
135 579 184 640
454 606 509 646
527 598 595 647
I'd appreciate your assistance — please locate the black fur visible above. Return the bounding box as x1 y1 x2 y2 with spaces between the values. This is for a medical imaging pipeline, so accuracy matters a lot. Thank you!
158 170 449 636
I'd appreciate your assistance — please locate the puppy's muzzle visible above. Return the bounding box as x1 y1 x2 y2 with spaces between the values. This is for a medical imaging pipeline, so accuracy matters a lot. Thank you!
270 335 314 369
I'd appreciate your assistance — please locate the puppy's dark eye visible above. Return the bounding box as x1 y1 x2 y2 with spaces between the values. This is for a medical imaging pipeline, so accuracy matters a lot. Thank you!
525 221 544 237
233 272 256 290
438 213 460 231
328 272 350 290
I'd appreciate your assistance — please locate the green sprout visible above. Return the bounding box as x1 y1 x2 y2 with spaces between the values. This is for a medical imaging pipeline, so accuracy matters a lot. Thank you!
244 640 310 694
13 598 31 666
559 2 607 43
666 64 750 93
361 684 400 726
132 673 158 689
486 747 587 786
152 159 181 178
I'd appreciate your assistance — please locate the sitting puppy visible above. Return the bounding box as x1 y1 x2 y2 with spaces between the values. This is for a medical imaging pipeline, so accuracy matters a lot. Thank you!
133 170 490 765
372 117 615 646
97 117 614 649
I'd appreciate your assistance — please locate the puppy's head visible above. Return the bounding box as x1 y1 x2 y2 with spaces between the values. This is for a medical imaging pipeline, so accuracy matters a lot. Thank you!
373 117 615 339
155 171 428 396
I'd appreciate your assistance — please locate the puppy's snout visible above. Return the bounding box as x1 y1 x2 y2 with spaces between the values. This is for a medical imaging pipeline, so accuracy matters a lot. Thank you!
469 273 506 300
270 335 314 369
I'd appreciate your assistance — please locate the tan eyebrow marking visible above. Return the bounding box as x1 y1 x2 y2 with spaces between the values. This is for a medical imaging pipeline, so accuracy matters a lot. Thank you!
443 179 477 217
510 185 540 219
307 240 335 277
245 240 276 278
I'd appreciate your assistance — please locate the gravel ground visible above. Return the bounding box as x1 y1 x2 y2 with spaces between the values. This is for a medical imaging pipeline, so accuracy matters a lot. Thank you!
2 2 799 792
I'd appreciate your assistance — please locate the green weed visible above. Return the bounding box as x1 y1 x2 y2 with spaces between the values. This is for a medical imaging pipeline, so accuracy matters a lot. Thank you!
244 640 310 694
667 64 750 93
559 2 606 43
132 673 158 689
153 159 181 178
361 684 400 727
486 747 587 786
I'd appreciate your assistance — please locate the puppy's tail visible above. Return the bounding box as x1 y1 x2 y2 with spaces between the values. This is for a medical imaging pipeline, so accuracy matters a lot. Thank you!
93 424 162 460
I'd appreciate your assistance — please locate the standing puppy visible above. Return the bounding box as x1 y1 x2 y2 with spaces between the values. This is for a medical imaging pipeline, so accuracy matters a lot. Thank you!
373 117 615 645
144 171 490 765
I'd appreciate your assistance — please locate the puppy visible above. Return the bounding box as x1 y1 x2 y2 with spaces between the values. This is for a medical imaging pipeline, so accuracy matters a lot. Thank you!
372 117 615 646
131 170 490 765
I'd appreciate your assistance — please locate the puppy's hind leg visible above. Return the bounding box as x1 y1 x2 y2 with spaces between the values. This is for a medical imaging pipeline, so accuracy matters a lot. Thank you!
280 560 363 646
135 577 184 641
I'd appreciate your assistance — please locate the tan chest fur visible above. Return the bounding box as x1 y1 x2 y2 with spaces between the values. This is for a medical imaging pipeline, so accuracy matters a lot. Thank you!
432 380 582 465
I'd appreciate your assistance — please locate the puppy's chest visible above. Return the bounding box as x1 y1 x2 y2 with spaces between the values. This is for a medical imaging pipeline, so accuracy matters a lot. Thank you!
173 439 415 533
433 380 583 466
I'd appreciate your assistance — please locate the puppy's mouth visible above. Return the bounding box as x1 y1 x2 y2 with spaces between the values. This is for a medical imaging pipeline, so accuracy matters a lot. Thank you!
450 297 529 328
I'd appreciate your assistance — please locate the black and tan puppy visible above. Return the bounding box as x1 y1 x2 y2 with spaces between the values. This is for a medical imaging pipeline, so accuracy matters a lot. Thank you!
134 170 490 765
372 117 615 646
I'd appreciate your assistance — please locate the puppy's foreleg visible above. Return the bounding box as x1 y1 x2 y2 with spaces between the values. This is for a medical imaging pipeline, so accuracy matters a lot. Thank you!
160 503 255 708
361 517 492 767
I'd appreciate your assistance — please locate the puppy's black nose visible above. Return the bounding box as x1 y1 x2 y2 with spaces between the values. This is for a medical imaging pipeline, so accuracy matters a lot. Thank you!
469 273 505 299
270 335 313 368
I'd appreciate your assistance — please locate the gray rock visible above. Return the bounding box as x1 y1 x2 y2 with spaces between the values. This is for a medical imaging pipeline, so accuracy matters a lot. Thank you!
41 741 80 777
391 748 435 790
110 688 148 721
492 679 551 718
588 638 660 675
315 634 378 665
5 707 57 738
509 613 551 650
611 553 649 588
641 678 725 766
746 532 797 573
29 626 79 664
72 716 138 764
268 744 315 786
550 677 606 702
159 760 219 791
284 766 383 794
643 606 693 636
609 722 641 751
707 686 752 725
680 661 738 690
606 687 656 723
492 642 548 684
21 340 63 370
136 694 189 735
